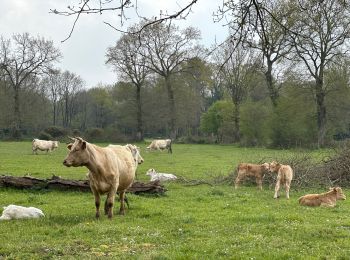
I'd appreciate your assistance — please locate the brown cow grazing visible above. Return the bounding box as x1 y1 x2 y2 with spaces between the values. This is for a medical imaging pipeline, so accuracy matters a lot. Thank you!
299 187 346 207
63 137 143 219
234 163 270 190
268 161 293 199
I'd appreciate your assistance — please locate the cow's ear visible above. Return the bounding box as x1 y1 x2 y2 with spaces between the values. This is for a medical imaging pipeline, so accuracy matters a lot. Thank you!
67 144 73 150
81 141 86 150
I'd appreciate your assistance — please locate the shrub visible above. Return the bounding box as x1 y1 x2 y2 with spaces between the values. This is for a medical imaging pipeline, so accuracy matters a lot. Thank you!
38 131 53 141
85 128 104 141
44 126 67 138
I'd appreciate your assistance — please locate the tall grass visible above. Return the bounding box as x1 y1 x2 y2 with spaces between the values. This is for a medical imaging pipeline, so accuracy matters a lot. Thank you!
0 141 348 259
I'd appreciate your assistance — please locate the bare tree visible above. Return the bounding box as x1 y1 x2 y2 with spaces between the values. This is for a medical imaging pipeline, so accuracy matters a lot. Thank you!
0 33 61 132
216 43 257 142
215 0 292 108
289 0 350 147
139 23 202 139
41 69 62 125
106 26 151 141
50 0 199 42
59 71 84 128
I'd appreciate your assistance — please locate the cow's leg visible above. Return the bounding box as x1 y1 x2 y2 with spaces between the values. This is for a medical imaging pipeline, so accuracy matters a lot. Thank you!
234 175 241 189
256 177 263 190
104 199 108 215
285 180 291 199
320 202 335 207
274 179 281 199
119 191 126 215
106 185 117 219
91 188 101 219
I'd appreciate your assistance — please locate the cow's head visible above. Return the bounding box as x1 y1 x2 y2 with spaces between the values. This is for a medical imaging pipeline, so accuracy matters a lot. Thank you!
126 144 144 165
63 137 89 167
268 161 280 173
330 187 346 200
53 141 59 149
261 162 270 172
146 168 156 176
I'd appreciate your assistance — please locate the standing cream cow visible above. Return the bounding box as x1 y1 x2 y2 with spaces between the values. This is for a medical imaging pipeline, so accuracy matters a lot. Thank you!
63 137 143 219
32 139 59 154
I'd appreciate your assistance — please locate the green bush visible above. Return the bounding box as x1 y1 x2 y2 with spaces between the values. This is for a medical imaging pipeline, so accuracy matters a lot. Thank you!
44 126 67 138
38 131 53 140
85 127 104 141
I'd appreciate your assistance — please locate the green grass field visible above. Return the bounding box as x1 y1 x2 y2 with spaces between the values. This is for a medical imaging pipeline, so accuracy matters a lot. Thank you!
0 141 349 259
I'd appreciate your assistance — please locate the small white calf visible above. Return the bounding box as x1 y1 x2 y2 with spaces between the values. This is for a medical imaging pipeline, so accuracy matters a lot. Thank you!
0 205 45 220
146 168 177 182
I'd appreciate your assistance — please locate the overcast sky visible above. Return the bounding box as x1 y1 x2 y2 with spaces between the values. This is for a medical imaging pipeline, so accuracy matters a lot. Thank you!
1 0 228 88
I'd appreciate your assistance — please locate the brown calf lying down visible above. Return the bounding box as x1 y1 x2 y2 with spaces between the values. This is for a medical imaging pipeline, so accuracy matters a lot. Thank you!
269 161 293 199
234 163 270 190
299 187 346 207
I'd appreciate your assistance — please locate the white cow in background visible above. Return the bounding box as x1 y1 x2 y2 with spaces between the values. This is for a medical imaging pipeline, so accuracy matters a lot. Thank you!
146 168 177 182
146 139 172 153
32 139 59 154
0 205 45 220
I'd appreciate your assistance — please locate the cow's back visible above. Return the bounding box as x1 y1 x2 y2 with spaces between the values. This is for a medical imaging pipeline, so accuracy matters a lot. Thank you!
279 165 293 182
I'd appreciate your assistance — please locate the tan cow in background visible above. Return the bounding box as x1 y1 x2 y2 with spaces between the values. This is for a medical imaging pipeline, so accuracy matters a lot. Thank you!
269 161 293 199
63 137 143 219
146 139 172 153
234 163 270 190
299 187 346 207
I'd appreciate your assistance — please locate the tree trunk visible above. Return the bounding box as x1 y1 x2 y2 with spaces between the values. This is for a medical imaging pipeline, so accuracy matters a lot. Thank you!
233 102 241 142
136 84 143 141
0 175 167 195
315 77 326 148
265 59 278 108
13 87 21 130
53 102 57 125
165 76 177 139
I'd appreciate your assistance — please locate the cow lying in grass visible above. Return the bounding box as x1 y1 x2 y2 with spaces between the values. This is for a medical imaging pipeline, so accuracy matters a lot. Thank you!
299 187 346 207
268 161 293 199
234 163 270 190
146 168 177 182
63 137 143 219
0 205 44 220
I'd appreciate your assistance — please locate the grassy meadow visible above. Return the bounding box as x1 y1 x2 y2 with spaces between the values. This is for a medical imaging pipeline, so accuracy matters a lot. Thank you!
0 141 349 259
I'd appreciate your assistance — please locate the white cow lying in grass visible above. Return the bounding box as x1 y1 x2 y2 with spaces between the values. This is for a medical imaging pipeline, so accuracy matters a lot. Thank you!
0 205 45 220
146 168 177 182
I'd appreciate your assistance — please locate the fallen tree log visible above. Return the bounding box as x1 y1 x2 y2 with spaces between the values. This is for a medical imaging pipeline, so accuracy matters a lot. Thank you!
0 175 167 195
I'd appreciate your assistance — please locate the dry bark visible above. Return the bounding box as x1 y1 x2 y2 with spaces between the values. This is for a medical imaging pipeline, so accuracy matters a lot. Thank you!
0 175 167 195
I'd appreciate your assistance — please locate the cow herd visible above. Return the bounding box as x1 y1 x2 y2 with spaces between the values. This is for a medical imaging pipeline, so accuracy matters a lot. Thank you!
28 137 346 220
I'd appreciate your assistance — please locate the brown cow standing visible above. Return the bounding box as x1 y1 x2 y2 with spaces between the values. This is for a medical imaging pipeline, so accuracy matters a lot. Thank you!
269 161 293 199
299 187 346 207
234 163 270 190
63 137 143 219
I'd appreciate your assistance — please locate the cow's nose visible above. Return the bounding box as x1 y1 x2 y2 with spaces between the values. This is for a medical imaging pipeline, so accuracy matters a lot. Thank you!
63 160 67 165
